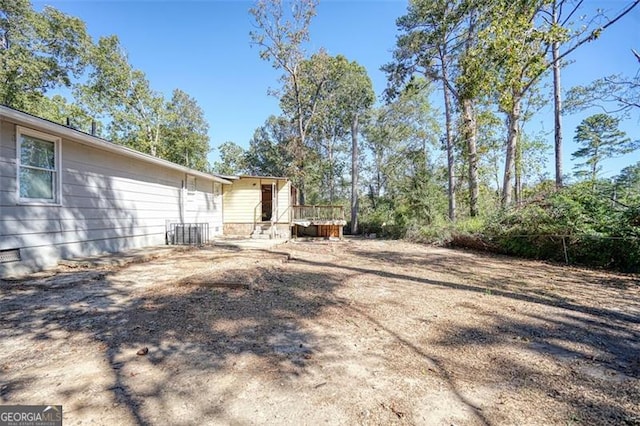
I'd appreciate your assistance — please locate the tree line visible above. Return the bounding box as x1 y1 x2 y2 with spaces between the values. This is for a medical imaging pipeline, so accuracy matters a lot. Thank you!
215 0 639 240
1 0 210 171
3 0 639 269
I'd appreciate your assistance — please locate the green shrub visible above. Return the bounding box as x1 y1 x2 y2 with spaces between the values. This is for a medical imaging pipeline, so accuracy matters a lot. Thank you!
405 219 452 245
480 185 640 272
360 182 639 272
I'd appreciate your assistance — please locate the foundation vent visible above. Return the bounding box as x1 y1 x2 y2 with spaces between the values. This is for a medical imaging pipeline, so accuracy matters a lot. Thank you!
0 249 21 263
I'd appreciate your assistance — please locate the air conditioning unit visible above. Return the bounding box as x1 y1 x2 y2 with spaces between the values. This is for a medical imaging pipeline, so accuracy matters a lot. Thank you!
169 223 209 245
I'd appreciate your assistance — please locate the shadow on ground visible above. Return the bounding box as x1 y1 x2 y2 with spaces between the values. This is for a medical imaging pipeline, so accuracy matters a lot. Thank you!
0 247 342 424
278 241 640 424
1 240 639 425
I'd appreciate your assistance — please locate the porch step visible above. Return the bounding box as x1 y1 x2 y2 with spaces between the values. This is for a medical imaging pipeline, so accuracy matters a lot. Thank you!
251 224 275 239
251 233 272 240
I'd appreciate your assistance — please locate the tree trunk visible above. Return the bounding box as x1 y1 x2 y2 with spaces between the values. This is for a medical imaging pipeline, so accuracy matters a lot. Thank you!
442 64 456 222
297 144 305 206
462 9 478 217
376 152 383 201
462 98 479 216
442 83 456 222
147 125 157 157
552 1 563 189
350 114 360 234
494 163 501 202
293 73 306 206
328 136 334 204
368 183 377 209
297 137 305 205
502 95 521 207
514 132 522 205
591 144 599 187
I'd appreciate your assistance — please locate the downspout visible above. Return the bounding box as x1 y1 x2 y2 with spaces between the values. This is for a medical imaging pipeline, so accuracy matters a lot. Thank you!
220 183 224 237
271 181 277 239
180 179 186 224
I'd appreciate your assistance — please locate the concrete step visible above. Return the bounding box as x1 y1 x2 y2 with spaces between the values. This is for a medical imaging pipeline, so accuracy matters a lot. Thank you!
251 233 272 240
251 222 279 239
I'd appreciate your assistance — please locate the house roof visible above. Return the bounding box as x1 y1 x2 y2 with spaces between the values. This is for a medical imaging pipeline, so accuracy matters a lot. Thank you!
236 175 290 181
0 105 232 185
216 174 240 180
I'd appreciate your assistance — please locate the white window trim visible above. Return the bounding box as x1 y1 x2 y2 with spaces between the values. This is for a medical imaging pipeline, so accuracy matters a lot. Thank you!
16 126 62 205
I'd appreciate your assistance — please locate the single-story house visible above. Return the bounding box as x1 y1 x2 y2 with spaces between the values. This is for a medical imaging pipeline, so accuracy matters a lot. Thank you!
220 175 346 240
221 175 294 239
0 106 235 277
0 105 346 278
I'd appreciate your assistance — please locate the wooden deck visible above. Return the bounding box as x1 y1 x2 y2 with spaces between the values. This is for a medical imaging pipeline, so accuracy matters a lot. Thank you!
292 205 346 238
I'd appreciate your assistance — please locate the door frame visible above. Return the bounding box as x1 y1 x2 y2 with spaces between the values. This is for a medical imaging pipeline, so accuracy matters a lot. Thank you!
261 184 273 221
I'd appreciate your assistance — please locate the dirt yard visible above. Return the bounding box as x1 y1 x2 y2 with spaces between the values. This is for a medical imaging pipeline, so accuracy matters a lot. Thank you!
1 238 638 425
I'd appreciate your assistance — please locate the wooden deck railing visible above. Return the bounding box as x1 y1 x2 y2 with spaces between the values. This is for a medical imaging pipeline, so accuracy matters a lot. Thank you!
292 205 345 221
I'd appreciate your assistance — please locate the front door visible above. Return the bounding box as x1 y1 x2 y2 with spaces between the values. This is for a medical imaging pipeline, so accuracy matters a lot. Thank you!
261 184 273 221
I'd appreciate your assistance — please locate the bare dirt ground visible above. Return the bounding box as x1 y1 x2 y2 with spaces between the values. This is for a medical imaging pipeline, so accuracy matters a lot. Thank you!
1 238 639 425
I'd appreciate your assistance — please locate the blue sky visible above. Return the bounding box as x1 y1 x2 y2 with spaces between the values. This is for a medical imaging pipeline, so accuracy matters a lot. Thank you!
34 0 640 180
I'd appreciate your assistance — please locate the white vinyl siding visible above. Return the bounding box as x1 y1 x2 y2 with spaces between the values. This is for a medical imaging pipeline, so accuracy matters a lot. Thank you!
223 177 291 224
0 121 16 207
185 174 197 212
222 177 261 223
276 180 291 223
0 121 224 277
183 176 223 236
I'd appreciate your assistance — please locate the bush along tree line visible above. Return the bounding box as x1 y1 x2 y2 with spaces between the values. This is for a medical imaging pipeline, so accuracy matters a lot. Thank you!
5 0 639 271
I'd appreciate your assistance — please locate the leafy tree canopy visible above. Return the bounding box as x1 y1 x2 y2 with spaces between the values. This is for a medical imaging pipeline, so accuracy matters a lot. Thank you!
0 0 91 110
572 113 637 182
160 89 210 172
212 141 248 176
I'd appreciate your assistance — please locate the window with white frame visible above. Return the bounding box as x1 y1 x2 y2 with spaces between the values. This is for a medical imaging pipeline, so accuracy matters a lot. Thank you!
17 127 61 203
